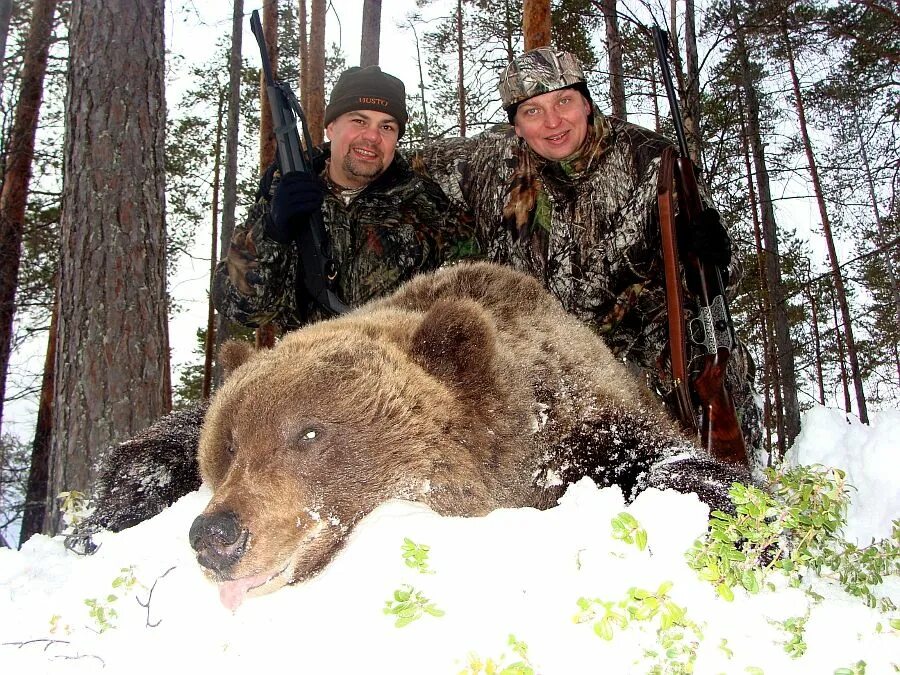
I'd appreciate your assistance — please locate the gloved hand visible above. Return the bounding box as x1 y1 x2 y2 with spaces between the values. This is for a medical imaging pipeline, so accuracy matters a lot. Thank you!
688 207 732 270
265 171 325 244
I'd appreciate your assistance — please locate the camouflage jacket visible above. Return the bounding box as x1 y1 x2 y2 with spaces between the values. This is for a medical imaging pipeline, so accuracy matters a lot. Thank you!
213 145 474 329
411 111 761 452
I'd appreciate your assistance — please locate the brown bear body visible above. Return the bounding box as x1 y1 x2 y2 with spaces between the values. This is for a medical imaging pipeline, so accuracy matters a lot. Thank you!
189 262 750 610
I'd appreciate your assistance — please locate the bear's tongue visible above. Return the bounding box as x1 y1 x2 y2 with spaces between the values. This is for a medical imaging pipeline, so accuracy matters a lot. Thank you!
218 572 271 612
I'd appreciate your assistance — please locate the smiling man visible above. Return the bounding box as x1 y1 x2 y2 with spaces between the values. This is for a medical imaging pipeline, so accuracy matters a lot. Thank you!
412 47 763 459
214 65 474 329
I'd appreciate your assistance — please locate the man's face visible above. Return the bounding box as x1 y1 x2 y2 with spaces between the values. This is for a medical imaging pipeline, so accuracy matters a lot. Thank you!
513 88 591 161
325 110 399 189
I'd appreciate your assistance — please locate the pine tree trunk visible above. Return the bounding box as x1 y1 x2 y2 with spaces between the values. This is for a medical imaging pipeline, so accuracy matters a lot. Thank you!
781 24 867 423
731 5 801 450
522 0 550 50
19 287 57 544
0 0 58 438
48 0 170 534
738 94 775 457
360 0 381 68
214 0 245 387
259 0 278 171
299 0 309 109
683 0 701 163
204 91 225 400
805 274 826 405
854 110 900 362
456 0 466 137
599 0 626 120
831 287 852 413
307 0 326 145
0 0 13 91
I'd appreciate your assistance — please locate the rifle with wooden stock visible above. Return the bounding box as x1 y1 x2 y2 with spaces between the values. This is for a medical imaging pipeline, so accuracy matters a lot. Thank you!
250 10 349 316
651 26 748 464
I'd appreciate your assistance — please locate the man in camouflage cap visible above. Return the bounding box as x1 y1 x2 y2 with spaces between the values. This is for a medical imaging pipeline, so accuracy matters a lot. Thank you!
413 47 763 461
214 64 473 328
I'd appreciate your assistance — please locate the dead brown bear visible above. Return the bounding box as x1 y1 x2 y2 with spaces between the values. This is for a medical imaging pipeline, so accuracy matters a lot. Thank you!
189 261 749 610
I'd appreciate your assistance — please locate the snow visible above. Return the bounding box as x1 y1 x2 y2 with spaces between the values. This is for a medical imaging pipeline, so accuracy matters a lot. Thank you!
1 405 897 674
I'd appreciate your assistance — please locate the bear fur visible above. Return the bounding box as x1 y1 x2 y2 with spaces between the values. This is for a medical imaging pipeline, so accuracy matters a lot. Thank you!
65 404 206 553
189 261 750 610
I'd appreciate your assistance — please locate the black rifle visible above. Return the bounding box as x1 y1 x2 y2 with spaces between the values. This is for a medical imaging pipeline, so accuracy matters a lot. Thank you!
250 10 349 316
651 26 747 464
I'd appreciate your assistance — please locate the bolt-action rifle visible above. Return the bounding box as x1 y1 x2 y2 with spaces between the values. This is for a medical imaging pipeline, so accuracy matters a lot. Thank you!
250 10 349 316
651 26 747 464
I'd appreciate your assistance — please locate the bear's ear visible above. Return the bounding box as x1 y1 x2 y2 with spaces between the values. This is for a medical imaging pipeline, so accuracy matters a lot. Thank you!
411 298 497 399
218 340 255 380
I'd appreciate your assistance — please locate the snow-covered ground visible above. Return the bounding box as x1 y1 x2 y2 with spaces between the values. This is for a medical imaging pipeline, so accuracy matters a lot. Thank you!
1 406 897 674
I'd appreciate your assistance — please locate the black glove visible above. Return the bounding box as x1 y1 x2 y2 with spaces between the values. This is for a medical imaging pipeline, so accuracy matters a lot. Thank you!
688 207 732 270
266 171 325 244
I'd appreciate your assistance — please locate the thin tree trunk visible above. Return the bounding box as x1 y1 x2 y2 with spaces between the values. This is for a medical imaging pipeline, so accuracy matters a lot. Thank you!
214 0 244 387
19 285 57 544
299 0 309 110
738 94 775 457
204 91 225 400
0 0 58 438
781 24 867 423
456 0 466 137
360 0 381 68
731 4 801 449
831 286 851 413
307 0 326 145
854 109 900 368
522 0 551 50
49 0 170 534
259 0 278 171
407 19 429 142
600 0 626 120
805 273 826 405
0 0 13 92
683 0 701 163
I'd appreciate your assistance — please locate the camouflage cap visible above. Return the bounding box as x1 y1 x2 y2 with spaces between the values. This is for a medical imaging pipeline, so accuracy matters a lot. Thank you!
498 47 591 114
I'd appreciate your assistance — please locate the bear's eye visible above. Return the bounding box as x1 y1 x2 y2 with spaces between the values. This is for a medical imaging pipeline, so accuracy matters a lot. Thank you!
225 440 236 455
300 428 317 441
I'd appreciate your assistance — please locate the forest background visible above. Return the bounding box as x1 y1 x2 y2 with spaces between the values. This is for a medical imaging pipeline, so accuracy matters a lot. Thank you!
0 0 897 547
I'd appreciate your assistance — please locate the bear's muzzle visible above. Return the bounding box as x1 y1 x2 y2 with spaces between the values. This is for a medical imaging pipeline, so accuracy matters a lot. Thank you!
189 509 248 575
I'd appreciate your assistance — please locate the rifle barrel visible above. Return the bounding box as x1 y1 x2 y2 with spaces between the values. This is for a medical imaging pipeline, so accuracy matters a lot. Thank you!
651 27 691 161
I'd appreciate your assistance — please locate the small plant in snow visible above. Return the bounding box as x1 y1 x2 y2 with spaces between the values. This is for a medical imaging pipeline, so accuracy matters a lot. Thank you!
57 490 91 531
458 634 534 675
771 613 809 658
687 465 899 611
401 537 434 574
833 660 867 674
611 511 648 551
83 566 142 633
574 581 702 674
48 614 71 636
383 584 444 627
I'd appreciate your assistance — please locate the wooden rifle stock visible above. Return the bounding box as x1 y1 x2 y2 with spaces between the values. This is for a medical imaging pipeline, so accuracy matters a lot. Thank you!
653 27 747 465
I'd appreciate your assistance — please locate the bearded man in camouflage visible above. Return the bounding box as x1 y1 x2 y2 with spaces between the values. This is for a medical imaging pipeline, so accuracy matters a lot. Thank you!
214 64 472 328
412 48 762 460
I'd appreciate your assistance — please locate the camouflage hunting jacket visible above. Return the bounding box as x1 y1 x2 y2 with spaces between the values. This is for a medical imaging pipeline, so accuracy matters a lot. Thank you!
213 145 474 329
410 111 762 451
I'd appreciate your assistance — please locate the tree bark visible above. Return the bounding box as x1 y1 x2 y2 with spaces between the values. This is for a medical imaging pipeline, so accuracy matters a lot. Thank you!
204 90 225 400
259 0 278 172
214 0 245 387
523 0 551 50
299 0 309 109
360 0 381 67
599 0 626 120
307 0 326 145
683 0 702 163
0 0 58 438
19 286 57 544
0 0 13 91
731 3 801 451
831 286 852 413
456 0 466 137
48 0 170 533
781 23 868 423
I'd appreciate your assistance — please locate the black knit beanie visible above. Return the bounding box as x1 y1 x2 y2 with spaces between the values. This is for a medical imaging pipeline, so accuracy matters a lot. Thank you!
324 66 408 137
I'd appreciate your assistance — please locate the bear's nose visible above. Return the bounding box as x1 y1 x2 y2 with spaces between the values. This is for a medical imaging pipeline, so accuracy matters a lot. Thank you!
189 510 248 574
